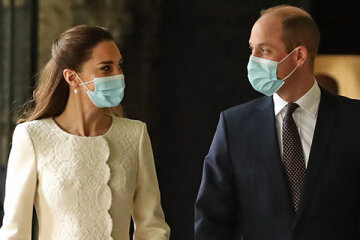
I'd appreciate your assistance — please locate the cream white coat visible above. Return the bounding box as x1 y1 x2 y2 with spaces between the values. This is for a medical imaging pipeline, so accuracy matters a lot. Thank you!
0 117 170 240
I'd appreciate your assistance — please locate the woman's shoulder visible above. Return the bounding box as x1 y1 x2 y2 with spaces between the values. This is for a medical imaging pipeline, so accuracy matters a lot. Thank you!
18 117 52 127
109 117 147 140
111 116 145 129
16 118 54 135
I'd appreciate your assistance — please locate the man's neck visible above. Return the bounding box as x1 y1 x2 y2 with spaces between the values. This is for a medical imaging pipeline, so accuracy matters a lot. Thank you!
276 73 315 103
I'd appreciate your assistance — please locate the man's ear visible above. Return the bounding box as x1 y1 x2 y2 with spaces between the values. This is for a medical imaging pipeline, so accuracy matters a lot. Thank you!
295 46 308 67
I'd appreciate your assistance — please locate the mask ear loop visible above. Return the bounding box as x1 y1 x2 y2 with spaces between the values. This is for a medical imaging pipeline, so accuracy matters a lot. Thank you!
74 72 93 91
281 65 298 81
278 47 298 64
278 48 299 81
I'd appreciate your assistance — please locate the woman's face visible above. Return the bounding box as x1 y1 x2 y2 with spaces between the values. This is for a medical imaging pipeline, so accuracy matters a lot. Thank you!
77 40 123 91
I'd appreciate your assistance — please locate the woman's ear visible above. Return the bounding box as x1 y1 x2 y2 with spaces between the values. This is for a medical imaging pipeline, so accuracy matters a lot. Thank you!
295 46 308 67
63 69 79 88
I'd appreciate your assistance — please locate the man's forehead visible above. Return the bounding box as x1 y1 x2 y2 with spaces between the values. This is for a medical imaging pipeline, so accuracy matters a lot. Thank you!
250 15 282 39
255 14 282 29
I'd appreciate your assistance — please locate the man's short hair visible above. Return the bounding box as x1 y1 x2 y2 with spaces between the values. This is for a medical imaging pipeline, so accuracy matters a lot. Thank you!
261 5 320 65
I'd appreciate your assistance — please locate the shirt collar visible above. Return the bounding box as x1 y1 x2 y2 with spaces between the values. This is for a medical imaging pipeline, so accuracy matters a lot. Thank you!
273 80 321 117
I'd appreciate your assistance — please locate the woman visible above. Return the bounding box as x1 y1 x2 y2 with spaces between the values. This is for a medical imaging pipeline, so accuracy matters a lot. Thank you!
0 25 170 240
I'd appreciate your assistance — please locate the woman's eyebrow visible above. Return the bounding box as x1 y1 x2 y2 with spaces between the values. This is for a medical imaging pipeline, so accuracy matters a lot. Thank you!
97 60 113 65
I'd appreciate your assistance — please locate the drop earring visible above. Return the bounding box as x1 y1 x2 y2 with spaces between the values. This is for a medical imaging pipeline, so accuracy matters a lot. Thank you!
74 88 78 94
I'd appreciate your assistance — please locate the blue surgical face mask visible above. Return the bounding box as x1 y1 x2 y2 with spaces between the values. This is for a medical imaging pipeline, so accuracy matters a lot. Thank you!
247 48 298 96
76 73 125 108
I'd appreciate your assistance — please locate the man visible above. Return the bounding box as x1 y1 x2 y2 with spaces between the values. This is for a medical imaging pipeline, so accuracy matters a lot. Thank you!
195 5 360 240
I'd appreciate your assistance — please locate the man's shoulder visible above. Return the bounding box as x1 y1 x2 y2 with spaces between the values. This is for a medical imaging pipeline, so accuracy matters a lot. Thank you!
335 94 360 105
323 91 360 110
223 96 271 118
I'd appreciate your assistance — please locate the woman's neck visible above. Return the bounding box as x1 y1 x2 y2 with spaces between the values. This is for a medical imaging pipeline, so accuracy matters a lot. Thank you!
54 93 112 137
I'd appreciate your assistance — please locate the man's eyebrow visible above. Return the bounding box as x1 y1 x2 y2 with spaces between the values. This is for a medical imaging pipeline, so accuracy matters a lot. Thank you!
256 43 269 46
249 43 275 49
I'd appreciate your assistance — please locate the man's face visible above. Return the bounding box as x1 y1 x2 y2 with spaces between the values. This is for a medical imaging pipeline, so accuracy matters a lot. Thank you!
249 14 296 80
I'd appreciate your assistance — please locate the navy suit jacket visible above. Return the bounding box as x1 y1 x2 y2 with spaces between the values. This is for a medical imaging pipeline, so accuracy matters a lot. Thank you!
195 90 360 240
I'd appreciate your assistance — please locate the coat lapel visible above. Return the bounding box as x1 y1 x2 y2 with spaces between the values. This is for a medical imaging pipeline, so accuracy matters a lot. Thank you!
294 90 339 226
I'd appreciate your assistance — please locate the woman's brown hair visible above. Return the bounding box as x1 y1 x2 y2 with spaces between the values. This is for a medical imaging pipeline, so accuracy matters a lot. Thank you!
19 25 123 123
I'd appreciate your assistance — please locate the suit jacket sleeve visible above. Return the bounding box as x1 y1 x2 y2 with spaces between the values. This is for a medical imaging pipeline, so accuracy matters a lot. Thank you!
132 123 171 240
0 124 37 239
195 112 239 240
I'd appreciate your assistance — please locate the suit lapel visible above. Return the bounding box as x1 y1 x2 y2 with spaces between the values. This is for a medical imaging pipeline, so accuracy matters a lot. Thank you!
294 90 339 225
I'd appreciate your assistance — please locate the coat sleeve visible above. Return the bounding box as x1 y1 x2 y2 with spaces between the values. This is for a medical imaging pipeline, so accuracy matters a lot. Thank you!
195 112 239 240
0 124 37 240
132 123 170 240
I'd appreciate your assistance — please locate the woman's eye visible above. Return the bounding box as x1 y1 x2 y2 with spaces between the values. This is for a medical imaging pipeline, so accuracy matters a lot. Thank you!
101 66 111 71
118 60 124 69
261 48 269 53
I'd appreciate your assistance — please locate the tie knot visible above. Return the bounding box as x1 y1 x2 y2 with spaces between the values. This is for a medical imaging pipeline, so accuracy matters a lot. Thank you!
285 103 299 115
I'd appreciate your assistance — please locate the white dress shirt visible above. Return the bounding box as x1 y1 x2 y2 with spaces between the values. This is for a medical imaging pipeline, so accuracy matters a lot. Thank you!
273 80 321 167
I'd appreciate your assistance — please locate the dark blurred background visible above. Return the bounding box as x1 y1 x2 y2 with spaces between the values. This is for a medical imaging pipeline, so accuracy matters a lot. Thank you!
0 0 360 239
